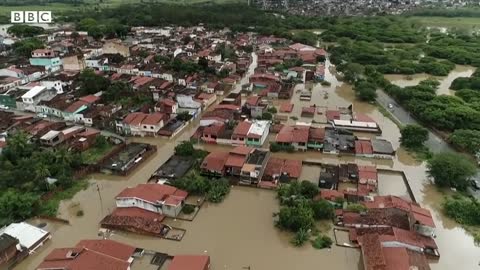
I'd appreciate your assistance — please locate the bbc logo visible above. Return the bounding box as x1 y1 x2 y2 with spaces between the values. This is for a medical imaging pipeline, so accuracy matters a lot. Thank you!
11 11 52 23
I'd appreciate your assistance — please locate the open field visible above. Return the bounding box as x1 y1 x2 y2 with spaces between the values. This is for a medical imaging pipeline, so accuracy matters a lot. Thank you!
411 16 480 29
0 0 243 16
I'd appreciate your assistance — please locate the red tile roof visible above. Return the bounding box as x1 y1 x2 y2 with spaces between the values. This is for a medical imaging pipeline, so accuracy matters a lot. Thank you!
116 184 188 205
37 240 135 270
64 100 88 113
225 154 247 168
301 106 316 115
246 96 261 106
283 159 302 178
315 189 344 201
142 112 165 125
203 123 225 136
355 140 373 155
233 121 252 137
168 255 210 270
214 104 240 111
200 151 229 173
279 103 294 113
230 145 252 156
79 95 100 104
309 127 325 141
326 110 341 121
75 240 135 261
354 113 376 123
358 166 378 182
276 125 309 143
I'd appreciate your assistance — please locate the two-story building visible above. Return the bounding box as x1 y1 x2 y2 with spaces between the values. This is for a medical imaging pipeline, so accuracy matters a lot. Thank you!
115 184 188 217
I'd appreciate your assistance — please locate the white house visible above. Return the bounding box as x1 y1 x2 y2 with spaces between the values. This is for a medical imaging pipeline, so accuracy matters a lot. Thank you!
115 184 188 217
0 222 51 254
21 86 56 112
176 95 202 118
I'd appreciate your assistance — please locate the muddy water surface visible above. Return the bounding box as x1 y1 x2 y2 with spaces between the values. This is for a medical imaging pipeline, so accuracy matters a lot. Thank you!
384 65 476 95
15 59 480 270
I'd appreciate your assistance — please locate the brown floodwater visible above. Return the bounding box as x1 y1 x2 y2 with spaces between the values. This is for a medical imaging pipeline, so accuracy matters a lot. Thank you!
15 57 480 270
384 65 476 95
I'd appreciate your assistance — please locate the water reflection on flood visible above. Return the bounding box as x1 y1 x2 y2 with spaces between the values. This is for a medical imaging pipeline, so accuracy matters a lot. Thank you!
384 65 476 96
15 60 480 270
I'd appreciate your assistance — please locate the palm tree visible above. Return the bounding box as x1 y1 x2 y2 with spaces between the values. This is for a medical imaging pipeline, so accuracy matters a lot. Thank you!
34 163 51 191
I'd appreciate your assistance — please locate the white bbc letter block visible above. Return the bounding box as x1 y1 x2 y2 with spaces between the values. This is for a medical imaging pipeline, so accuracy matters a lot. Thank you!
39 11 52 23
11 11 24 23
25 11 38 23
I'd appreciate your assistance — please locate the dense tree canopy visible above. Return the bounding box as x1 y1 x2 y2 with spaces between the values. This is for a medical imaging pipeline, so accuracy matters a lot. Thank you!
12 38 44 58
449 129 480 154
0 133 83 226
427 152 476 190
78 69 111 95
400 124 429 148
7 25 44 37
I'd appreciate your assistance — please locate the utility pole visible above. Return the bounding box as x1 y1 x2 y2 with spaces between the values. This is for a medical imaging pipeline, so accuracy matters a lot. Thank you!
97 184 104 217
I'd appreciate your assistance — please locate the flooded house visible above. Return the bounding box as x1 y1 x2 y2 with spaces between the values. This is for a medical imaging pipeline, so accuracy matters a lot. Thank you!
231 120 270 147
102 143 156 175
0 222 51 261
319 164 340 189
259 157 302 188
36 239 136 270
239 148 270 185
115 184 188 218
149 155 196 184
168 255 210 270
335 195 439 269
200 151 230 177
116 112 167 137
243 95 267 118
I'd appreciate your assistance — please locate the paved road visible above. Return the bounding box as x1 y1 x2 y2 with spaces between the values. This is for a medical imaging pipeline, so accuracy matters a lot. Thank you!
376 90 453 154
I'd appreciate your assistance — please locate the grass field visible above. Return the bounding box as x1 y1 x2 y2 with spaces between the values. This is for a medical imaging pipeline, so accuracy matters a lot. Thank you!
411 16 480 29
0 0 243 16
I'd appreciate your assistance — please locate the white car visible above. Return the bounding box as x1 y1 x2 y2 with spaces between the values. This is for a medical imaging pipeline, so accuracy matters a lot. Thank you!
387 103 394 109
0 105 8 110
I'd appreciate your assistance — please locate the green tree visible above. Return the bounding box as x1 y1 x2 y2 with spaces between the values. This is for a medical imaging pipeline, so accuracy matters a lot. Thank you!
354 81 377 101
449 129 480 154
310 199 334 220
7 25 44 37
345 203 367 213
292 228 310 247
206 178 230 203
400 124 429 148
0 190 39 226
261 112 273 120
427 152 476 190
277 203 315 232
12 38 44 58
299 181 319 199
311 235 333 249
175 141 195 156
78 69 110 95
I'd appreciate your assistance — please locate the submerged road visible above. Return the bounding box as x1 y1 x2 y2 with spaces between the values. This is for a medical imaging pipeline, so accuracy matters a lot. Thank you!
376 90 453 154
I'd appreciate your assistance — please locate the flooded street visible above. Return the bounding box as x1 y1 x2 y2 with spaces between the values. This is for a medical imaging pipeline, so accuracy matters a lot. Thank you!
15 57 480 270
384 65 476 95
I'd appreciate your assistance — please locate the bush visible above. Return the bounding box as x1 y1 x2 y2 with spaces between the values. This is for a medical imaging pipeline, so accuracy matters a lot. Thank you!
270 142 295 153
443 195 480 226
400 124 429 148
182 204 195 214
320 80 331 86
76 210 84 217
292 228 310 247
427 152 476 191
346 203 367 213
277 203 315 232
267 107 278 114
206 178 230 203
311 235 333 249
310 199 334 220
175 141 195 156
